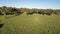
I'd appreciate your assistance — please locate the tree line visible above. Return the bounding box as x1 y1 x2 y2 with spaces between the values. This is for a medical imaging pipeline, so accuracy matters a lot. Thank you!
0 6 60 16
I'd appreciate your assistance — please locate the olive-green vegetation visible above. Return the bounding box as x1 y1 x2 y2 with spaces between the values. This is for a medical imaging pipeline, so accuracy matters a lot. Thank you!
0 14 60 34
0 6 60 16
0 6 60 34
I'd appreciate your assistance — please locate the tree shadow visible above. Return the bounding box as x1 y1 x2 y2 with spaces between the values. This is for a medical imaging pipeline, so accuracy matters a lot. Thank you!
0 24 4 28
0 20 4 28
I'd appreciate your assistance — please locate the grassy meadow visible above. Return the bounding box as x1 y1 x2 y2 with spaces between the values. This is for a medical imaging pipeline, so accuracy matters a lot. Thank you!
0 14 60 34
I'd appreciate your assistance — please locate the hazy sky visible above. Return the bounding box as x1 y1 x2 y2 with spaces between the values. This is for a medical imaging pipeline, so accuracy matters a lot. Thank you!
0 0 60 9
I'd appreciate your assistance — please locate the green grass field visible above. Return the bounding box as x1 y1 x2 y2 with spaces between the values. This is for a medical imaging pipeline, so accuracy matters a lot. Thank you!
0 14 60 34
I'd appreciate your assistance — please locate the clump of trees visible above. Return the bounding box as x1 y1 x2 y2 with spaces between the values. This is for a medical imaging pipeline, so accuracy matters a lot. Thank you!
0 6 60 16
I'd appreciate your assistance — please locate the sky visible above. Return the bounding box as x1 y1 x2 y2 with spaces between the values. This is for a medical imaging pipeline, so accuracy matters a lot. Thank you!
0 0 60 9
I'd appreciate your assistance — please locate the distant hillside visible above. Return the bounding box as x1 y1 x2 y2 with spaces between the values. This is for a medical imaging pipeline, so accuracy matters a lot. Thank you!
0 6 60 16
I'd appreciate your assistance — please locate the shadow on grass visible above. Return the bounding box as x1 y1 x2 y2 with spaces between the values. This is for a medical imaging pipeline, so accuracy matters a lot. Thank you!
0 24 4 28
0 21 4 28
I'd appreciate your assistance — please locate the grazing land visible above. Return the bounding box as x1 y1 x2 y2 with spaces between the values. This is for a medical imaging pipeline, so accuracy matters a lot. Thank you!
0 14 60 34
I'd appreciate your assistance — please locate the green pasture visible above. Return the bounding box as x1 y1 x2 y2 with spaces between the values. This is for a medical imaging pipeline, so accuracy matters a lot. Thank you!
0 14 60 34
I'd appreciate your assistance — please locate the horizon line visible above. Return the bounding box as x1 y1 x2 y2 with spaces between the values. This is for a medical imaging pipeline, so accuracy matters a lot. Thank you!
0 5 60 9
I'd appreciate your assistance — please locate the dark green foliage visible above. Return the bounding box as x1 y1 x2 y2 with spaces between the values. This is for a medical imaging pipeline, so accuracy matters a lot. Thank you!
27 12 33 15
38 12 41 14
0 11 3 15
0 6 60 16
